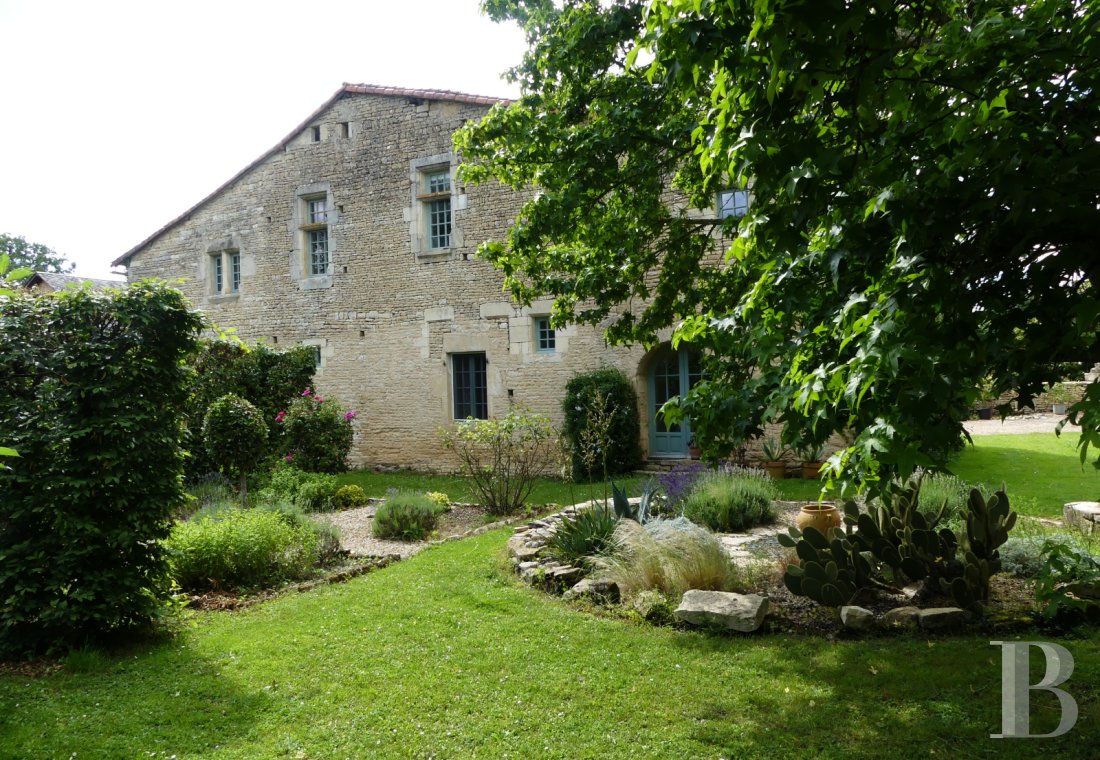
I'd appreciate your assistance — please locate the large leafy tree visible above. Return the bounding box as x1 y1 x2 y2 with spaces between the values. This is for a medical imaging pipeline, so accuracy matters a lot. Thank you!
458 0 1099 491
1 233 74 279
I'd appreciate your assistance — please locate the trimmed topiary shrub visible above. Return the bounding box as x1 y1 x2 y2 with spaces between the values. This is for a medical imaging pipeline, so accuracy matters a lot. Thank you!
372 491 442 541
203 394 268 506
277 388 356 473
681 468 778 532
184 341 315 479
0 281 204 657
333 484 366 510
562 367 642 481
166 508 319 591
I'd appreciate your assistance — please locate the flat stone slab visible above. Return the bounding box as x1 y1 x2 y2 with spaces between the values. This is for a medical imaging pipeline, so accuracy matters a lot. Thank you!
675 590 769 632
1064 502 1100 534
882 606 921 629
918 607 970 631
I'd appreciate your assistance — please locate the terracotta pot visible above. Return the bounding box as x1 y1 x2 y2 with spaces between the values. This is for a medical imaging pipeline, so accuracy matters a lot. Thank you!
688 446 702 459
764 461 786 480
800 461 822 479
796 502 842 535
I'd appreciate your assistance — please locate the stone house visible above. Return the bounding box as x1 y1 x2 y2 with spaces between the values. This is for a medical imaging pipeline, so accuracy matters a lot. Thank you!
113 84 724 470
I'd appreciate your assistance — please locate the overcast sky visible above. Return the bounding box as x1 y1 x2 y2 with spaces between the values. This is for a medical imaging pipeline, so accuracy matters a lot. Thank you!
0 0 527 278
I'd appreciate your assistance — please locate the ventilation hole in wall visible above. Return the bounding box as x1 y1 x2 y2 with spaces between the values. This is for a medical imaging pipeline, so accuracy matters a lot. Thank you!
359 330 365 338
310 125 321 142
272 336 278 344
266 216 272 222
338 204 344 212
343 266 348 273
462 253 469 261
508 389 514 398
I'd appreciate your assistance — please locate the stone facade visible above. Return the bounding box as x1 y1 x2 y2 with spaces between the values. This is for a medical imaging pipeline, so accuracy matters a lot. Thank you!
116 85 668 469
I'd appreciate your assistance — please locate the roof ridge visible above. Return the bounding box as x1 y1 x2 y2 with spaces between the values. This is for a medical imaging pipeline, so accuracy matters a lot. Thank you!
112 83 512 268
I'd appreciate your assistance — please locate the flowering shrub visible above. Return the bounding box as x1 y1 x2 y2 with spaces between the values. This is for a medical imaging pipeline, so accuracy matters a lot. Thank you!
276 388 356 473
657 461 709 510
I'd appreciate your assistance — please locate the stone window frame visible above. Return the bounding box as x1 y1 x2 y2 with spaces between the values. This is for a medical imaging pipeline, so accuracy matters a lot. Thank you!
300 338 329 371
291 182 337 290
206 246 242 299
408 153 465 260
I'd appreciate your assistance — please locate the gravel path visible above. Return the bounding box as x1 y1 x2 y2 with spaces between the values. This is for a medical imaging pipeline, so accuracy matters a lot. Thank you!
313 503 496 558
963 412 1079 436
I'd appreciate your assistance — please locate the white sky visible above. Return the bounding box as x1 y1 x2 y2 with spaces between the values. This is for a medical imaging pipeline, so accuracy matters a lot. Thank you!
0 0 526 278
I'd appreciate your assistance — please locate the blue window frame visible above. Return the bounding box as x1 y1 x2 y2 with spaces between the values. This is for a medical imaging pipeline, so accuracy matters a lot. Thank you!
535 317 556 352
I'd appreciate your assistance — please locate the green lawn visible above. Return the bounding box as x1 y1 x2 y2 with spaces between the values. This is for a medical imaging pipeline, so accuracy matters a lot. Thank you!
335 469 650 507
951 432 1100 517
2 530 1098 758
336 466 826 508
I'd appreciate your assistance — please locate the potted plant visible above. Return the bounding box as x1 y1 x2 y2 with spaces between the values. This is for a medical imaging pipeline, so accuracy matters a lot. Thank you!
687 435 702 460
760 436 787 480
798 442 826 479
975 376 997 420
1048 383 1073 415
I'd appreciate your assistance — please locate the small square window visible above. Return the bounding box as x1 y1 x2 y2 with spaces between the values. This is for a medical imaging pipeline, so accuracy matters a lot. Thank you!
311 345 322 368
308 198 328 225
310 125 321 143
535 317 556 352
718 189 749 219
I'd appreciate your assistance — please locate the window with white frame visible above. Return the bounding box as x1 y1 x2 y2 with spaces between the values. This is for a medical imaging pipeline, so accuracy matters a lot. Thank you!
717 189 749 219
534 317 556 352
302 196 330 276
419 168 452 250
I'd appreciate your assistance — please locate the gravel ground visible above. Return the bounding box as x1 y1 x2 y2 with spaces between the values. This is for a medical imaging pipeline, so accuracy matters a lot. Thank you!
313 502 494 558
963 411 1079 436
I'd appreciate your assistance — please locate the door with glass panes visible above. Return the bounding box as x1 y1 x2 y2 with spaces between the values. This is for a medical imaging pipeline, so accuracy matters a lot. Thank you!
647 347 701 457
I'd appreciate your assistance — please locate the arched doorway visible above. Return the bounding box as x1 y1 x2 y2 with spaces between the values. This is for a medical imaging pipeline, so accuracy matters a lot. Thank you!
646 346 701 457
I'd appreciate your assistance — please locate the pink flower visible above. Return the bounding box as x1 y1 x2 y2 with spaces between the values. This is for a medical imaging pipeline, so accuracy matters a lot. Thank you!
284 452 295 463
344 411 358 421
274 411 286 423
301 388 312 397
314 395 325 403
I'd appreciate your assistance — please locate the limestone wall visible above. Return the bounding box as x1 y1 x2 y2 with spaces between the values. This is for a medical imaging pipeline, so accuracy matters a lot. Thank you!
124 90 651 468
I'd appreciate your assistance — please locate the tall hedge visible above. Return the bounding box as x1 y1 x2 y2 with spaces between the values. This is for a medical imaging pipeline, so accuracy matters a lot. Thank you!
0 281 204 657
562 367 642 481
184 340 315 478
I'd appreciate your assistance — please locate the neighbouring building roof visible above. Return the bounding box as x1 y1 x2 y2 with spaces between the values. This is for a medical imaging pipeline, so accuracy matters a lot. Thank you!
111 83 512 269
25 272 125 292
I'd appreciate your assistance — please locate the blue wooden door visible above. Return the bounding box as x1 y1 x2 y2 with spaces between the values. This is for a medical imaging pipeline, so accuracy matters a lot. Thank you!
647 348 701 457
